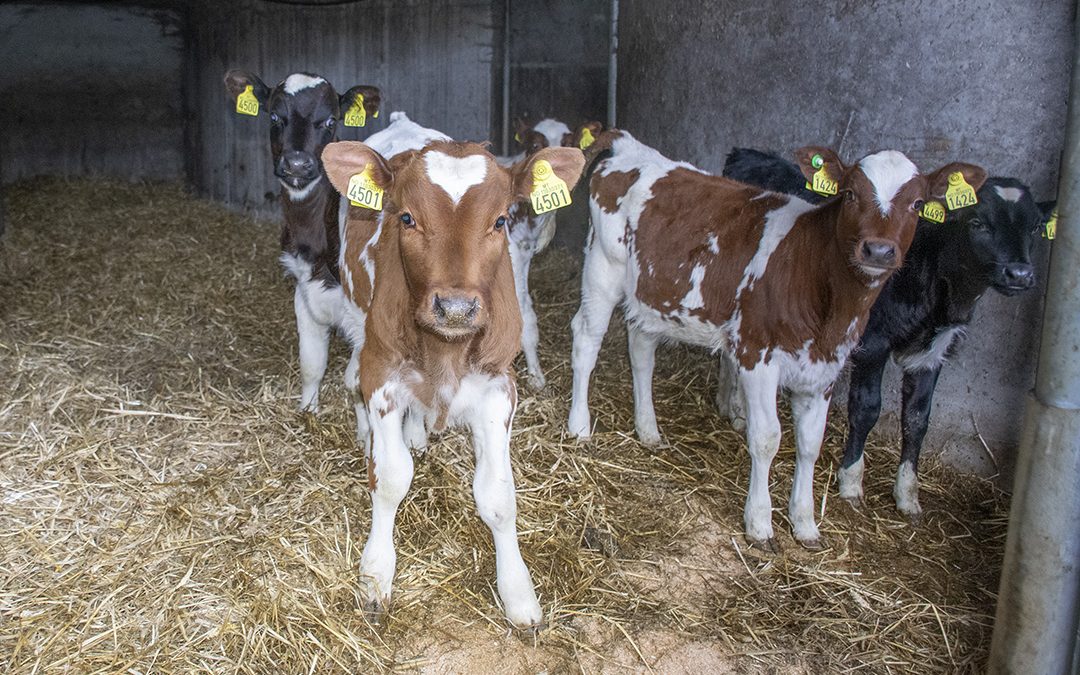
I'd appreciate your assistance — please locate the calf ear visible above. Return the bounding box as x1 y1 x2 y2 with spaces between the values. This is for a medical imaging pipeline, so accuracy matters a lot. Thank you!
512 146 587 201
321 141 393 197
794 146 844 183
223 70 269 106
513 117 531 144
925 163 988 200
340 85 381 118
1037 200 1057 222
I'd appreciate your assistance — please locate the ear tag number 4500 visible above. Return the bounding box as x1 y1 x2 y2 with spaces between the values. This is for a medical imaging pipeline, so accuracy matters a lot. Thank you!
805 154 838 196
347 166 383 211
236 85 260 116
344 94 366 128
530 160 571 214
945 172 978 210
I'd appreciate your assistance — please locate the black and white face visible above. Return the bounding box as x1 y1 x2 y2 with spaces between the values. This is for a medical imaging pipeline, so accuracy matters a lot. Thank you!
223 70 382 201
957 179 1049 296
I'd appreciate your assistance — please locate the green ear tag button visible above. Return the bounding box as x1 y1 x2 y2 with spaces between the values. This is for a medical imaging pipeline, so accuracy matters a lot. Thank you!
236 85 259 116
344 94 366 128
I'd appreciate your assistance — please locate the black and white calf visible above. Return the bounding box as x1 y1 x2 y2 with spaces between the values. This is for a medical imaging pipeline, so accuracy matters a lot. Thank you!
224 70 380 411
721 147 1051 517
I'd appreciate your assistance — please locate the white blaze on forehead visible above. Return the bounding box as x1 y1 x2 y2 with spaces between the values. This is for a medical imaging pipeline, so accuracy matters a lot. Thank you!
995 186 1024 202
283 74 326 95
424 151 489 205
858 150 919 215
531 118 572 148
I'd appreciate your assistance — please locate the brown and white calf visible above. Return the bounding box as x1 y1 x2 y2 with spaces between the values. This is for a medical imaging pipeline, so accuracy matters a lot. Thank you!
224 70 380 412
567 131 984 549
322 139 585 626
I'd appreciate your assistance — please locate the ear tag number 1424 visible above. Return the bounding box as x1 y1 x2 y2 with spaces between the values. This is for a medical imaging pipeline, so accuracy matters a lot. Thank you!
236 85 259 116
530 160 571 214
805 154 837 196
945 172 978 210
348 166 383 211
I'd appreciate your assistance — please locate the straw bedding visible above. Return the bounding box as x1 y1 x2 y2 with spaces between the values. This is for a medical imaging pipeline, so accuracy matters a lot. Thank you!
0 178 1009 673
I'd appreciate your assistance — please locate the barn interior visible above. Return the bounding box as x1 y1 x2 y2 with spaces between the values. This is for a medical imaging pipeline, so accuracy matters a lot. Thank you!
0 0 1076 672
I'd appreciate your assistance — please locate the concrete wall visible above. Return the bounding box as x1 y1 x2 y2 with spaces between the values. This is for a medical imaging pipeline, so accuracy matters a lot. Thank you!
187 0 498 213
0 3 185 183
616 0 1075 476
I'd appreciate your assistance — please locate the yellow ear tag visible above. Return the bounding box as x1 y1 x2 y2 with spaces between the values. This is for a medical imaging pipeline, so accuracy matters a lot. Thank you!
530 160 571 214
579 127 596 150
920 200 946 224
373 109 379 119
804 154 838 196
1045 209 1058 240
236 85 259 116
944 172 978 210
344 94 366 128
514 132 522 143
347 166 383 211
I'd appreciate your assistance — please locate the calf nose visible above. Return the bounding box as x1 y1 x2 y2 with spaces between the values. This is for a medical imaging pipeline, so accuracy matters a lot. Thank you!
432 293 480 328
860 240 897 267
279 151 317 177
1002 262 1035 288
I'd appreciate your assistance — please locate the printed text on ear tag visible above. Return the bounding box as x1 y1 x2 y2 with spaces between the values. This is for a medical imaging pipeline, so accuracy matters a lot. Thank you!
1045 209 1058 240
347 166 383 210
236 85 259 116
579 128 596 150
530 160 571 214
344 94 366 127
804 153 838 196
920 201 946 223
944 172 978 210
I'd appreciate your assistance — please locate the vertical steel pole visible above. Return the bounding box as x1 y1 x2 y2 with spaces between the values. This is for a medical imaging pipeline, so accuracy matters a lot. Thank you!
607 0 618 128
501 0 511 156
988 8 1080 673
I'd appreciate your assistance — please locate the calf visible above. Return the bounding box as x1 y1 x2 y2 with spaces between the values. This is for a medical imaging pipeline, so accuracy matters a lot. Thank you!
322 138 585 627
496 117 573 389
224 70 380 412
568 131 984 549
722 148 1049 518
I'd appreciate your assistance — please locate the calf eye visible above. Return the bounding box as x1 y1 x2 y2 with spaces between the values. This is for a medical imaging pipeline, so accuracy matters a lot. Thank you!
400 212 414 228
324 117 336 129
970 218 988 230
912 199 925 212
270 113 283 125
843 190 856 203
495 215 507 230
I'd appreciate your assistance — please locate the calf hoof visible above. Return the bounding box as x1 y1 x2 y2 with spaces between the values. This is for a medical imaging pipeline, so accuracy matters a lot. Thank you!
745 535 780 554
729 415 746 432
636 428 662 448
797 536 825 551
840 495 865 512
898 506 923 526
567 415 592 441
503 599 543 631
526 371 546 392
361 596 389 625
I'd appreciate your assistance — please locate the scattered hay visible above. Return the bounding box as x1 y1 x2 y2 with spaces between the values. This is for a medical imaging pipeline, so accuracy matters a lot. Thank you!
0 178 1009 673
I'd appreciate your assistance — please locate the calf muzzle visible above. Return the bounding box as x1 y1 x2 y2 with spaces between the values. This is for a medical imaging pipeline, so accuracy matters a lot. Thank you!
993 262 1036 295
857 238 900 272
276 150 320 187
426 291 484 338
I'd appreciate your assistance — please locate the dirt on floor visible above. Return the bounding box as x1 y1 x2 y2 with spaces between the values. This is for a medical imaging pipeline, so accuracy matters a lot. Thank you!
0 179 1010 673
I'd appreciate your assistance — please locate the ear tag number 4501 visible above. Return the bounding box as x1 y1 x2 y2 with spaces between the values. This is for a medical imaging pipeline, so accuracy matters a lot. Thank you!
348 166 383 211
530 160 571 214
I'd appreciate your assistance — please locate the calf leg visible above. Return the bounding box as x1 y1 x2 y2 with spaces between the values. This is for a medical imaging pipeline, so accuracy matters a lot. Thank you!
514 250 545 391
789 390 830 548
402 406 429 451
358 385 413 617
627 325 662 446
465 377 541 628
568 252 624 439
715 352 746 431
739 364 782 549
345 347 369 451
895 366 942 519
838 349 889 506
295 285 331 412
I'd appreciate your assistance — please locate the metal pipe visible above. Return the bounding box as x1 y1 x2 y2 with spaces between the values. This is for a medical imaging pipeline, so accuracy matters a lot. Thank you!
501 0 511 157
988 7 1080 672
607 0 618 128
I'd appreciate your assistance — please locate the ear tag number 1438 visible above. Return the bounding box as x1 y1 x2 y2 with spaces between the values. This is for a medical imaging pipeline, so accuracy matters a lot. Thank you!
344 94 366 128
530 160 571 214
348 166 383 211
945 172 978 210
236 85 259 116
805 154 837 196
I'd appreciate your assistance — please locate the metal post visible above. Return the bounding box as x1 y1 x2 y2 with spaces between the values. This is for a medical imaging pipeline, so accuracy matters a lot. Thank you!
501 0 511 157
988 8 1080 673
607 0 618 128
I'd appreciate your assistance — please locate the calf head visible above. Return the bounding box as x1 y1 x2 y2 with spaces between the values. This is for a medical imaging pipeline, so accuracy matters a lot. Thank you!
514 118 573 157
568 121 607 150
224 70 381 199
795 146 987 284
953 178 1050 295
323 140 585 340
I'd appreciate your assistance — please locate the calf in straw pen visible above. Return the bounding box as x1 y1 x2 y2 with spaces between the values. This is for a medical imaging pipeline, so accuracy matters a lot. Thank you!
568 130 985 550
322 137 585 627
